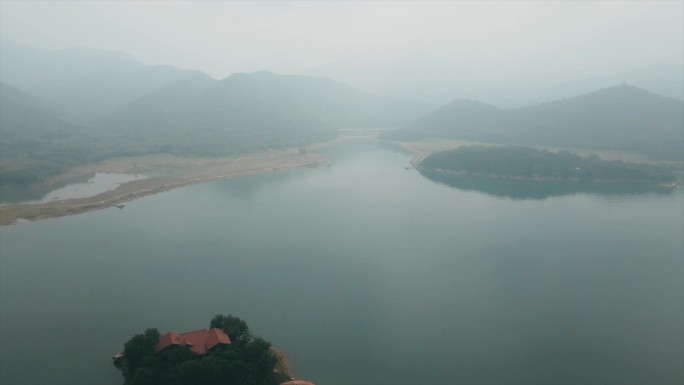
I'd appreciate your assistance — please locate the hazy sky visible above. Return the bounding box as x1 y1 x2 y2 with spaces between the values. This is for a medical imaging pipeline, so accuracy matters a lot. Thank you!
1 1 682 79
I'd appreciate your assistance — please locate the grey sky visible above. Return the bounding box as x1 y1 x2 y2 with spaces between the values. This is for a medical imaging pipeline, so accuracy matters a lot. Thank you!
1 1 682 79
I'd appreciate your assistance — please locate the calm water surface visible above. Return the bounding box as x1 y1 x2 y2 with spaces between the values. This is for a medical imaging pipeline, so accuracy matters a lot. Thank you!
1 140 682 385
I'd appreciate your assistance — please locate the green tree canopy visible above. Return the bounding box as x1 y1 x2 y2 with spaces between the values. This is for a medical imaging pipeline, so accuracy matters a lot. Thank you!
210 314 251 343
419 145 675 184
115 315 288 385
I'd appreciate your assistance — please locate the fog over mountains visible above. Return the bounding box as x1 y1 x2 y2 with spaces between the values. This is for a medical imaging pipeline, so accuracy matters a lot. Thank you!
0 39 198 122
1 38 683 186
310 54 684 107
1 4 683 385
0 40 431 184
0 39 430 128
390 84 684 159
0 82 83 140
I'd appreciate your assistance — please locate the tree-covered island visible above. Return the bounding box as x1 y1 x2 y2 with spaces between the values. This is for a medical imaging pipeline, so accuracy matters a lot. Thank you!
113 315 313 385
418 146 677 186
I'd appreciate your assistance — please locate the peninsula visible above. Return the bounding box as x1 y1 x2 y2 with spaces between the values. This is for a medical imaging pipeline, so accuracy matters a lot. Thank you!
417 145 677 186
0 148 326 226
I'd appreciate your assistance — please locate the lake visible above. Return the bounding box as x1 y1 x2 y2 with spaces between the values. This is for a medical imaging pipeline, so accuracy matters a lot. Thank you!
1 139 682 385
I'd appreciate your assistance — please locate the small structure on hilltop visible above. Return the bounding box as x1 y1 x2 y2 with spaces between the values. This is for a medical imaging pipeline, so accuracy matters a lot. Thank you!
155 328 231 355
112 316 315 384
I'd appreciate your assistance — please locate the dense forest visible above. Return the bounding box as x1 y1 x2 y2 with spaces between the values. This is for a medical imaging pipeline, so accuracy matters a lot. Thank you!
419 146 676 184
387 84 684 160
115 315 290 385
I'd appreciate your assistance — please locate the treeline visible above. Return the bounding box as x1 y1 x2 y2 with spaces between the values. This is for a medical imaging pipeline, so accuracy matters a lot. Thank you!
419 146 676 184
116 315 290 385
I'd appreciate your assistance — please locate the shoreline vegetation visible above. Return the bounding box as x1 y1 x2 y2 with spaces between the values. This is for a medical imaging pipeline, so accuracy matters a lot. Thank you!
397 139 683 182
2 137 681 226
115 315 310 385
0 136 364 227
414 145 678 187
0 147 327 227
399 138 674 164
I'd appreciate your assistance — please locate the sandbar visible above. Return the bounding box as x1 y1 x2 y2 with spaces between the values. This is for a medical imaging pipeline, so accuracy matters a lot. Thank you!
0 148 326 226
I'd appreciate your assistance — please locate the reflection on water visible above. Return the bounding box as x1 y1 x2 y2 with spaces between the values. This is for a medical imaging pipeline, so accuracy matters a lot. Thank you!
419 170 675 200
0 172 146 205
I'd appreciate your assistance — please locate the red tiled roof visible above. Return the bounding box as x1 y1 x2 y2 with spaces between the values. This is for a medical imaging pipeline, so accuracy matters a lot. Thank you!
155 332 183 352
155 328 231 355
206 327 231 351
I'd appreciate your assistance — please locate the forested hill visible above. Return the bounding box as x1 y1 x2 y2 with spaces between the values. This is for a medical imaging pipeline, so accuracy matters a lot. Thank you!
0 82 91 185
419 146 676 184
102 71 427 155
0 82 81 138
0 40 428 130
0 40 436 186
389 84 684 160
0 39 203 122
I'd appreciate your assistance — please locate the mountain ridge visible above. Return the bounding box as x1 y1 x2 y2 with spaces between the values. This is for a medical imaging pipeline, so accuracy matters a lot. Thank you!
389 83 684 159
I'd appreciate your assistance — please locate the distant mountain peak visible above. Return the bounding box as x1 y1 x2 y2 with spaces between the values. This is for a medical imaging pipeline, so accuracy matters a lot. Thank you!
445 99 500 110
587 83 662 98
394 83 683 160
602 82 645 91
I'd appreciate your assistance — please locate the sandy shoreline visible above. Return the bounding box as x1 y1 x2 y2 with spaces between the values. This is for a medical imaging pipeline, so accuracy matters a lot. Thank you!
6 136 670 226
0 148 327 227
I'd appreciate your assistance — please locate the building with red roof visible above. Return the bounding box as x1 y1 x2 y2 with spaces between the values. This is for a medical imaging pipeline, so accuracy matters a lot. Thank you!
155 328 231 355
